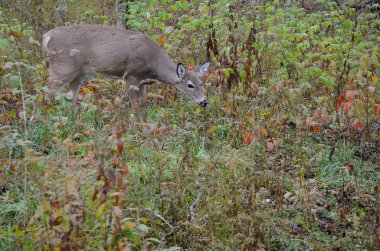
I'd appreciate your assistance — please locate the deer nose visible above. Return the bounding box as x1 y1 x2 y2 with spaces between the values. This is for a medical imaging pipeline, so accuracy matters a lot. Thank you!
199 100 208 107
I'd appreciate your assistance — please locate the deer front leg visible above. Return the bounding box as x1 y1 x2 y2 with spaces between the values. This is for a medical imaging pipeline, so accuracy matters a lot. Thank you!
66 75 83 109
126 76 147 120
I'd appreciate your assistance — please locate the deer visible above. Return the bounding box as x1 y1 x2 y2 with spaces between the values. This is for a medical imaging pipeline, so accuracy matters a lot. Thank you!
42 25 210 114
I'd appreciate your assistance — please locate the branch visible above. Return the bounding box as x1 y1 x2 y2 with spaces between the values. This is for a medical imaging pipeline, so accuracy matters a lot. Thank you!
189 190 202 221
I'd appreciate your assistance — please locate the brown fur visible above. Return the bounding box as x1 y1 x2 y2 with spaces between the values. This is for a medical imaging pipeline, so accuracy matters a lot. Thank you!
42 25 209 110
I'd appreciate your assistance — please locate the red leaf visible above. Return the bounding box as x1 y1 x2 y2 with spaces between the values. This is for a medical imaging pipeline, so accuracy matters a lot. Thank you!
119 162 129 176
335 102 342 111
116 131 122 140
117 139 123 155
339 206 350 220
115 188 120 204
92 188 99 201
352 120 363 130
337 92 346 103
243 132 253 144
347 164 355 176
374 104 379 113
312 123 322 134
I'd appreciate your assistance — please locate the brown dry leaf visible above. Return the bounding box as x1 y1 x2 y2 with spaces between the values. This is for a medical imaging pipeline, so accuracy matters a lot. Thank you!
266 139 277 151
346 90 359 100
354 215 360 226
113 206 122 219
284 192 293 200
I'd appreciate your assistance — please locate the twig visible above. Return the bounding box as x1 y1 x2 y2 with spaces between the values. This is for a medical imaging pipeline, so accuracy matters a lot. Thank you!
156 225 180 250
126 207 181 250
189 190 203 221
17 64 28 137
141 208 173 229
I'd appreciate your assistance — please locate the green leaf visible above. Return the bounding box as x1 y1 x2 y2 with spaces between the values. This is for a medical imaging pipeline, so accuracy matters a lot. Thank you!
9 75 21 87
318 75 335 88
138 223 149 233
0 38 7 49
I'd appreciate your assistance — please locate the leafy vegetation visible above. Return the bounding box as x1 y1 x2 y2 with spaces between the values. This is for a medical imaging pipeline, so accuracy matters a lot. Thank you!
1 0 379 250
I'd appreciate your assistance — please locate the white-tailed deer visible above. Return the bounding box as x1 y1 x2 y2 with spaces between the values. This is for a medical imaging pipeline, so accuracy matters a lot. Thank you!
42 25 210 112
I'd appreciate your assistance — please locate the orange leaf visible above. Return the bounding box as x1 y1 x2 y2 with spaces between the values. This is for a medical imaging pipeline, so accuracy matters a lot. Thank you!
312 123 322 134
157 35 167 46
243 132 253 144
260 127 268 137
352 120 363 130
371 75 378 83
356 121 363 130
344 101 353 111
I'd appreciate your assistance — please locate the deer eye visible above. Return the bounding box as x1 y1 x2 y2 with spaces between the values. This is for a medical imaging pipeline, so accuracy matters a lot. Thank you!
188 83 195 88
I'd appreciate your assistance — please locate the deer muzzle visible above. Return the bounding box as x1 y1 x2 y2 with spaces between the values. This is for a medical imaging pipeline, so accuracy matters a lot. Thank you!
199 100 208 107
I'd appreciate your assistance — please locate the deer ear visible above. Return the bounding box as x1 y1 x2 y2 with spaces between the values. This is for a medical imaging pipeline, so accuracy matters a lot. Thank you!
196 61 210 77
176 63 186 79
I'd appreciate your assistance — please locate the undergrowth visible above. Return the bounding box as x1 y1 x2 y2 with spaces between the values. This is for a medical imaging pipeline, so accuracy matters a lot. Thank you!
1 0 379 250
